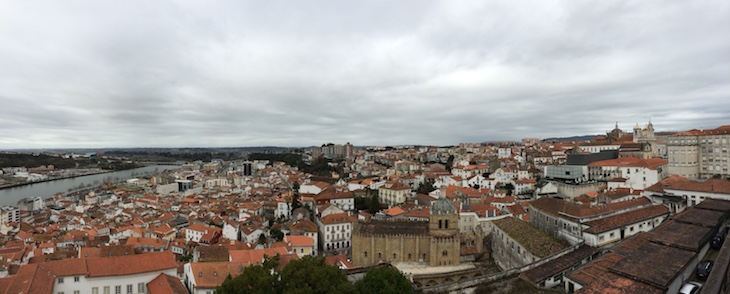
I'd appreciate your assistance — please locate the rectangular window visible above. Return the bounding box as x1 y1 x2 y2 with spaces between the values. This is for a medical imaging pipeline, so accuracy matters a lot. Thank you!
104 286 110 294
74 276 80 282
92 288 99 294
58 277 64 284
139 283 145 293
115 286 121 294
127 284 133 294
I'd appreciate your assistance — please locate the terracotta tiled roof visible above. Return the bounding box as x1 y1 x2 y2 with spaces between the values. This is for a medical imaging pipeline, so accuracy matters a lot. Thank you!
229 248 288 265
315 190 354 201
186 223 208 233
4 264 54 294
86 251 177 277
587 157 667 170
520 244 597 283
319 213 356 225
285 235 314 247
385 206 405 216
324 254 358 269
290 219 318 233
583 205 669 234
381 181 410 191
146 273 188 294
4 251 177 293
404 206 429 218
646 175 730 195
671 125 730 136
529 196 651 219
189 261 245 288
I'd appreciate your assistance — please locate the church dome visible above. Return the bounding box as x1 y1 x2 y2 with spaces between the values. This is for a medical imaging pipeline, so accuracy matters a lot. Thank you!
431 198 457 215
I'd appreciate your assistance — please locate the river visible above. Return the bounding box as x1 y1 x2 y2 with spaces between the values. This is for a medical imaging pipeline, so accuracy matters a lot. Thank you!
0 165 179 207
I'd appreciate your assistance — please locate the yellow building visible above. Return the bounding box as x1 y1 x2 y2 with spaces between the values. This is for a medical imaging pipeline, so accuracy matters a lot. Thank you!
378 181 412 207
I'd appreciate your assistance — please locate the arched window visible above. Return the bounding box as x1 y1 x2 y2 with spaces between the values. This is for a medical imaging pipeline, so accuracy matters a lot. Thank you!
378 252 382 259
439 220 442 229
393 253 397 260
408 253 412 260
423 253 426 260
445 220 449 229
442 250 448 256
364 251 367 257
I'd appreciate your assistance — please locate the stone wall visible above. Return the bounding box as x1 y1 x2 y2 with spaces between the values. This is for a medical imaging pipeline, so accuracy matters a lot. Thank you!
352 232 431 266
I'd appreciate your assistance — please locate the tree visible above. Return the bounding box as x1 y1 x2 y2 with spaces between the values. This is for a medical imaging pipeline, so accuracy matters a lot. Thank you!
291 182 301 215
368 193 382 214
278 256 355 294
355 266 413 294
217 255 280 294
270 228 284 242
354 196 370 212
258 233 267 245
415 180 435 195
445 155 455 171
216 256 353 294
504 183 515 196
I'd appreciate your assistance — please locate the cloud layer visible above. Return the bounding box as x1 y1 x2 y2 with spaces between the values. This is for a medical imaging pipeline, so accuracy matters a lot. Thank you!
1 0 729 148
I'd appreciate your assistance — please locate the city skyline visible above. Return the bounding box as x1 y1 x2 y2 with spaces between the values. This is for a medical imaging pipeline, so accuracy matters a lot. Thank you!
1 0 729 149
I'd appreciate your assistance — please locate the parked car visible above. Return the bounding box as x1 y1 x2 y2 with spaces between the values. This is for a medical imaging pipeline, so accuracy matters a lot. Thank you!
710 229 726 250
679 282 702 294
696 260 714 280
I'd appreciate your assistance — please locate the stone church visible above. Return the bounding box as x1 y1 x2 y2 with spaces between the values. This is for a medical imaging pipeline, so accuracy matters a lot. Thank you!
351 198 462 267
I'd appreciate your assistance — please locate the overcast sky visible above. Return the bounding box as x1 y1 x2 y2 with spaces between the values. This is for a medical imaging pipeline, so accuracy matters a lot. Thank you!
1 1 729 149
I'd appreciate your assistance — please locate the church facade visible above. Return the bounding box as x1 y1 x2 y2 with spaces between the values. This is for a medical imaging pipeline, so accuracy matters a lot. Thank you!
351 198 461 267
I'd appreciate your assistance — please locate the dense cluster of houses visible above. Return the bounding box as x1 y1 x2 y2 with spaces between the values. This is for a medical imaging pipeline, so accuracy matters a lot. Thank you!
0 123 728 293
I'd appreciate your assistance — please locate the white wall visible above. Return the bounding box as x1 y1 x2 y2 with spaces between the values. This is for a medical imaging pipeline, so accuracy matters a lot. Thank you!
53 268 176 294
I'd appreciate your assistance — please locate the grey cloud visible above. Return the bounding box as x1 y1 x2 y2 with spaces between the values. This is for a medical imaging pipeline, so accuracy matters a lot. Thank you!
1 0 729 148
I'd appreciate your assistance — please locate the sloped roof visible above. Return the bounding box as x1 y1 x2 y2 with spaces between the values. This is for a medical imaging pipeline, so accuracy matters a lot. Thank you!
583 205 669 234
86 251 177 277
520 244 597 283
646 175 730 195
146 273 188 294
492 216 570 258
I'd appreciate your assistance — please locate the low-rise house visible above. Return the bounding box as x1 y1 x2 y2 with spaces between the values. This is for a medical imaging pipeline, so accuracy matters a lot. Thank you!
314 190 355 211
289 219 319 252
184 261 245 294
284 235 315 257
529 196 655 244
581 204 669 247
239 225 265 244
378 181 411 207
643 175 730 209
4 251 177 294
185 223 209 243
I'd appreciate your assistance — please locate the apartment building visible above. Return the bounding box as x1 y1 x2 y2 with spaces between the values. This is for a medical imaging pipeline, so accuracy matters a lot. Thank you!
666 125 730 179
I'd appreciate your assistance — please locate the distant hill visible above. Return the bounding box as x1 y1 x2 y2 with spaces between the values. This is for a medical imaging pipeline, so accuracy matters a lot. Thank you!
541 135 599 142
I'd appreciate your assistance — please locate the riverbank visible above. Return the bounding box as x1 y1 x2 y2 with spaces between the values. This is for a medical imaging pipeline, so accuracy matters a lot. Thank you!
0 169 115 190
0 165 180 207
